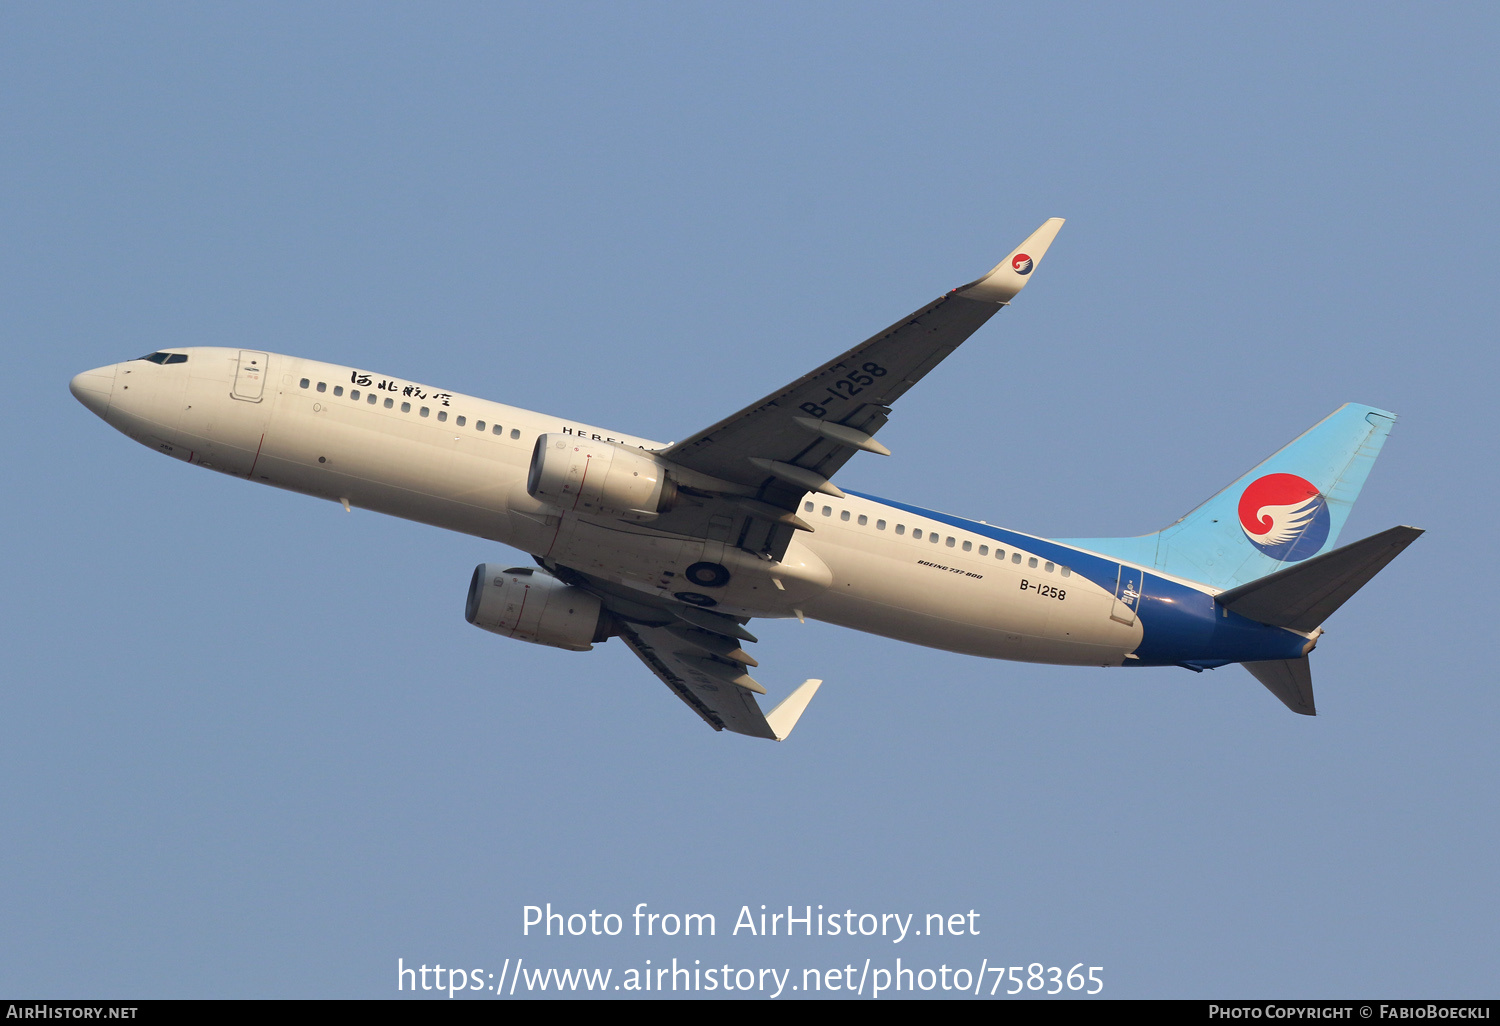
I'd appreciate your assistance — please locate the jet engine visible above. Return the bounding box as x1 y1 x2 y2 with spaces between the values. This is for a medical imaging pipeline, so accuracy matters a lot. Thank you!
526 433 678 519
465 565 613 651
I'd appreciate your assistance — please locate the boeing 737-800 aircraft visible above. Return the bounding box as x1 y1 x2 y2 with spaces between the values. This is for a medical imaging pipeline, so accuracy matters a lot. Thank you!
70 219 1420 740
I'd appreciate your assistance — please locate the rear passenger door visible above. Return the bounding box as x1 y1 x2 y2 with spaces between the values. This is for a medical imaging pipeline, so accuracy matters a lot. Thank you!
1111 564 1144 626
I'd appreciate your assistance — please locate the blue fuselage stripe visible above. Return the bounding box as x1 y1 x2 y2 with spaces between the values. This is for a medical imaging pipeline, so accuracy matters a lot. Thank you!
846 490 1309 666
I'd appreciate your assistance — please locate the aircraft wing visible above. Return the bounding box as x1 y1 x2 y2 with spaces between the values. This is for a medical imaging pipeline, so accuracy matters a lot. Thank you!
659 218 1064 513
554 220 1060 735
615 619 822 740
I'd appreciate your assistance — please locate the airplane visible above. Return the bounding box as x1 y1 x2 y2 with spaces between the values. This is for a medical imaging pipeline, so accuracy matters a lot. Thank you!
69 218 1421 740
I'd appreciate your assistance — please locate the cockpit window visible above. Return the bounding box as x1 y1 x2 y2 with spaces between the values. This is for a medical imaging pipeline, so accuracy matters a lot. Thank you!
136 352 188 365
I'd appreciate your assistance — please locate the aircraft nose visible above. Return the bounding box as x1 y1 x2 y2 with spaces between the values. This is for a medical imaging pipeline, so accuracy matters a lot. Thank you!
69 365 115 418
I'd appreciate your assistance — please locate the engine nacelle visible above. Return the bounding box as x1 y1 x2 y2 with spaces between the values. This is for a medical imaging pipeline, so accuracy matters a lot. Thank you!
527 433 678 519
465 565 612 651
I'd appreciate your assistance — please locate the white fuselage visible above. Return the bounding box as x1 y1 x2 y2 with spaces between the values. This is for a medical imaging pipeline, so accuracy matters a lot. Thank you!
73 348 1150 667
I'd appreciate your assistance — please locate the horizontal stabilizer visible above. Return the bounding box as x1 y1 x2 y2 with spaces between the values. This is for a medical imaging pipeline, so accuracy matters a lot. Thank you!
1243 658 1317 715
765 679 823 741
1217 525 1423 632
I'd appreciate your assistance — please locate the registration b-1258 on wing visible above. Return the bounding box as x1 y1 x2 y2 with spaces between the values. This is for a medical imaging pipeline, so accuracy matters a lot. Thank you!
69 218 1420 739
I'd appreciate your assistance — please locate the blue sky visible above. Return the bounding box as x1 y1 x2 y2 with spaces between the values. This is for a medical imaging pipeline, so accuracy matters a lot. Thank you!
3 3 1496 998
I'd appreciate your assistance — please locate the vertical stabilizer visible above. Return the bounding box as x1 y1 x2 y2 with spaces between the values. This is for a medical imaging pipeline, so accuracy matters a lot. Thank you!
1062 404 1396 589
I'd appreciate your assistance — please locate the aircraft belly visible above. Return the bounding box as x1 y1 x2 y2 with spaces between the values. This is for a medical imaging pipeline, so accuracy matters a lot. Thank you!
806 589 1132 665
542 518 829 617
545 517 702 591
803 529 1141 664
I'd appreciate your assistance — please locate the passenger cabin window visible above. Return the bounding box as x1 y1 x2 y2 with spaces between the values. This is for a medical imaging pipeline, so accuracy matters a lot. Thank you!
962 540 972 551
420 407 430 417
857 515 868 526
1061 567 1072 577
912 529 922 540
492 424 503 435
456 416 466 426
822 506 832 517
876 520 886 530
299 378 310 388
1012 553 1021 563
979 545 989 556
476 420 485 431
1044 561 1054 572
333 386 343 396
840 510 850 522
401 401 411 412
437 411 447 422
895 525 905 535
1028 557 1038 568
804 502 815 512
351 389 360 400
384 398 394 409
510 429 521 439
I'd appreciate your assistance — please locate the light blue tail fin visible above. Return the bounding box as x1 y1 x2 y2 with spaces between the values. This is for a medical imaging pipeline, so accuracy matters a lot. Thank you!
1060 403 1397 590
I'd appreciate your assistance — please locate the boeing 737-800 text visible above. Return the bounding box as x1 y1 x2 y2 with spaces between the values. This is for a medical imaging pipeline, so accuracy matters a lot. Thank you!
70 219 1420 739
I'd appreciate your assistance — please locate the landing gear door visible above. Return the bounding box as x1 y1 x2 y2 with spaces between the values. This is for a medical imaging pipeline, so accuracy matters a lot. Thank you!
1111 564 1144 626
232 350 268 402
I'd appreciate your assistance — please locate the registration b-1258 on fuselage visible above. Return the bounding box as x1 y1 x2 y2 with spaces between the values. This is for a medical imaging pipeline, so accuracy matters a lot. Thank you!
69 218 1421 739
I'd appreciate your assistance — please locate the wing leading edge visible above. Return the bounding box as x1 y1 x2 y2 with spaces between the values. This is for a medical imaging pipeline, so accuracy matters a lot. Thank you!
657 218 1065 510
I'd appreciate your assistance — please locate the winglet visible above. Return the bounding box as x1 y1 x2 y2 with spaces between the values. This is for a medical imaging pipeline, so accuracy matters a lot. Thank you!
765 678 823 741
955 217 1065 304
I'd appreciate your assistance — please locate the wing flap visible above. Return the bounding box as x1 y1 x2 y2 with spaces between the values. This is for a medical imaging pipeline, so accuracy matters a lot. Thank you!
617 623 735 733
617 622 788 738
